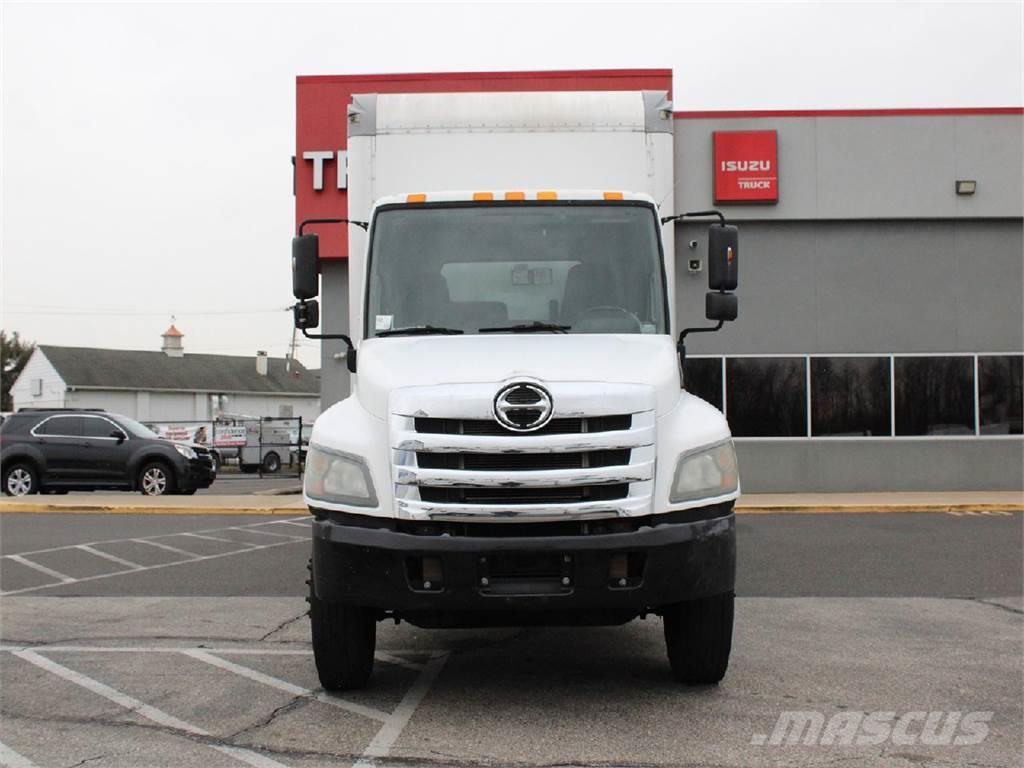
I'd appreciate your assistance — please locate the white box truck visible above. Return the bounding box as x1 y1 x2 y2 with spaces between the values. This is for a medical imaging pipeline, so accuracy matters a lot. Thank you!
291 90 741 689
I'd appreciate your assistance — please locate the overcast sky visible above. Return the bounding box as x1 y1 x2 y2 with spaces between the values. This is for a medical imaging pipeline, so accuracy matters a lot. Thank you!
2 1 1021 370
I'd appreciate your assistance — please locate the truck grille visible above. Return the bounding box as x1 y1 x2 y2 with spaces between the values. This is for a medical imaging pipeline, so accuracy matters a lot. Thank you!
419 484 630 505
392 384 656 520
414 415 631 436
416 449 631 472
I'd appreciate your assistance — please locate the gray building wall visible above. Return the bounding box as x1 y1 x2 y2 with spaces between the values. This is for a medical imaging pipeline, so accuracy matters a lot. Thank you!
674 112 1023 492
674 114 1023 220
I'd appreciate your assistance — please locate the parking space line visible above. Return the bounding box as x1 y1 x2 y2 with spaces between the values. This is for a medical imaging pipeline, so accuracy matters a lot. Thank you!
0 539 302 597
178 533 259 546
131 538 202 558
0 739 41 768
1 518 309 562
225 527 306 541
373 652 426 672
183 650 390 723
354 654 448 768
76 545 143 570
10 650 291 768
5 555 75 584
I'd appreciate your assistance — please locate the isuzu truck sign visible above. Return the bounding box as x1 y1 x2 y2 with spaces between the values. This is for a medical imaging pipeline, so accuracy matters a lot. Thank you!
713 130 778 203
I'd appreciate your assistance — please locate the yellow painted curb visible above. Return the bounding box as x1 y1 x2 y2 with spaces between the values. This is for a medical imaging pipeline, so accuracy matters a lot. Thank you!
735 503 1024 515
0 503 303 516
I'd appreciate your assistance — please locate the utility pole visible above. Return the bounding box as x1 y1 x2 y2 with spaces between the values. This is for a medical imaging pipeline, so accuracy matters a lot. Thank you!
287 324 298 372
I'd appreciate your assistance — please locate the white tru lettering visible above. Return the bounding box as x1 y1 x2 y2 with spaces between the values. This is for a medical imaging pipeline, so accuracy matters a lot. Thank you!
303 150 348 191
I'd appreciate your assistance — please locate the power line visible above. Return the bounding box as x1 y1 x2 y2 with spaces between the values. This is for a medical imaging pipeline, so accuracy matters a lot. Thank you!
2 306 290 317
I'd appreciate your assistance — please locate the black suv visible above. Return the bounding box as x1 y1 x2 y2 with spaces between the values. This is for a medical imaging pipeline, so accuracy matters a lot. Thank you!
1 409 216 496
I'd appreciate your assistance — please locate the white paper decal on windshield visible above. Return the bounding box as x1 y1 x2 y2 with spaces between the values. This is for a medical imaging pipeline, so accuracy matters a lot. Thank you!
375 315 394 331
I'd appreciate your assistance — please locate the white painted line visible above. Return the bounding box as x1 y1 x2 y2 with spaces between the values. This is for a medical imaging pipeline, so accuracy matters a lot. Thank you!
275 521 313 528
3 518 305 561
354 654 448 767
212 746 291 768
131 538 202 558
11 650 291 768
225 527 306 541
0 539 302 597
373 651 426 672
0 645 450 657
184 650 390 723
179 533 259 546
0 739 41 768
76 545 143 570
13 649 201 732
6 555 75 584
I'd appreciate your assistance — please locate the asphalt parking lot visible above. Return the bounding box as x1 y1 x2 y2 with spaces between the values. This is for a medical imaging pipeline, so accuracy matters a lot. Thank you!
1 510 1021 767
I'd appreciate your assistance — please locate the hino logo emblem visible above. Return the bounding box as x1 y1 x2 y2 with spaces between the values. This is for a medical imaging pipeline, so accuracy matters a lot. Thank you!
493 383 554 432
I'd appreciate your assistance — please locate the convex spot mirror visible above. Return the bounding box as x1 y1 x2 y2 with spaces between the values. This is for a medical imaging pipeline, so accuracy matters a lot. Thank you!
293 235 320 300
705 291 738 322
294 299 320 330
707 225 738 291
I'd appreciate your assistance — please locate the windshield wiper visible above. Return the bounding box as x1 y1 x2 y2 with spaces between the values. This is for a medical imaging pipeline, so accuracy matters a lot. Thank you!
375 325 464 337
478 322 570 334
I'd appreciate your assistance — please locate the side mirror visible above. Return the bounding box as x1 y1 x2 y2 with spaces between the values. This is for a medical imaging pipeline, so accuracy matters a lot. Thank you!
294 299 320 330
110 429 127 444
707 224 738 291
705 291 738 322
292 235 320 300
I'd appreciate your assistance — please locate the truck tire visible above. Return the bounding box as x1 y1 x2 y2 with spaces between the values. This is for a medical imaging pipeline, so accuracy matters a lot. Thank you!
262 452 281 474
663 591 734 685
4 463 39 496
139 461 177 496
308 566 376 690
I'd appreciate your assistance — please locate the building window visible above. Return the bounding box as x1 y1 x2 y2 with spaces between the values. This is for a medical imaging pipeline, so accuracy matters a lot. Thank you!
978 355 1023 435
683 357 723 411
726 357 807 437
894 356 975 436
811 357 891 437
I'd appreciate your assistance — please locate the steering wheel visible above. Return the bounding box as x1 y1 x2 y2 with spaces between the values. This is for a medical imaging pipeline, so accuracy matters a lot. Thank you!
573 305 644 333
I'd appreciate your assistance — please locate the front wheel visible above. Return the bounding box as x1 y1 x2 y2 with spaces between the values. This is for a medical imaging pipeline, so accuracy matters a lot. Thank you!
139 462 177 496
4 463 39 496
663 591 734 685
308 562 376 690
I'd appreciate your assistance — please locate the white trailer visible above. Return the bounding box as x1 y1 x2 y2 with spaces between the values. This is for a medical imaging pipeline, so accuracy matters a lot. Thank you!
291 90 742 689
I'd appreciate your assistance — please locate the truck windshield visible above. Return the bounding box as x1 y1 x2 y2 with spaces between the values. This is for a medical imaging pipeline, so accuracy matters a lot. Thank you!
365 203 667 337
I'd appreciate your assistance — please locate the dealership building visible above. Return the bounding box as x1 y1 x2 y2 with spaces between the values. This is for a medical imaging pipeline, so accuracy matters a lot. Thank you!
294 69 1022 492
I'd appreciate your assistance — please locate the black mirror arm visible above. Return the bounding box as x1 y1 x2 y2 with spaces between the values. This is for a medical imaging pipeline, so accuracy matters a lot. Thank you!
298 218 368 234
676 321 724 368
298 325 358 374
661 209 726 226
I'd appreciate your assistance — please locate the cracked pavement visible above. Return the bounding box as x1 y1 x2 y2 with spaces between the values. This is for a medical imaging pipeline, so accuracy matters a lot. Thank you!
0 511 1021 767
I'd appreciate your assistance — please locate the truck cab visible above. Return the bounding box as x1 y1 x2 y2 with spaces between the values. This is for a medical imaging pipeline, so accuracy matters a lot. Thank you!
291 92 741 690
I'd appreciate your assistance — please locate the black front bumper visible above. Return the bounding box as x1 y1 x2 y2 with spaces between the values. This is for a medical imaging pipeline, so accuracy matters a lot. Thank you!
310 503 735 628
177 457 216 490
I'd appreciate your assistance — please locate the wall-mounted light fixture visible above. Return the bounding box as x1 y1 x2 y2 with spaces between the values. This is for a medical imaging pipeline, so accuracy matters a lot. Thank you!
955 180 977 196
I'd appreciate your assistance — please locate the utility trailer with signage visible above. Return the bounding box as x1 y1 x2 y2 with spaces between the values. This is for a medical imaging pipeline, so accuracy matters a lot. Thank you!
291 90 742 689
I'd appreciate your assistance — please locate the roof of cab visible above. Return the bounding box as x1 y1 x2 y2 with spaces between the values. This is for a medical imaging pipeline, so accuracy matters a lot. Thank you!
373 190 657 208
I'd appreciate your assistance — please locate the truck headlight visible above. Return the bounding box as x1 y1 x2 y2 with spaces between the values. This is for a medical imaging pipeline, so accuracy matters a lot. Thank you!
670 440 739 504
174 444 197 460
304 444 377 506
